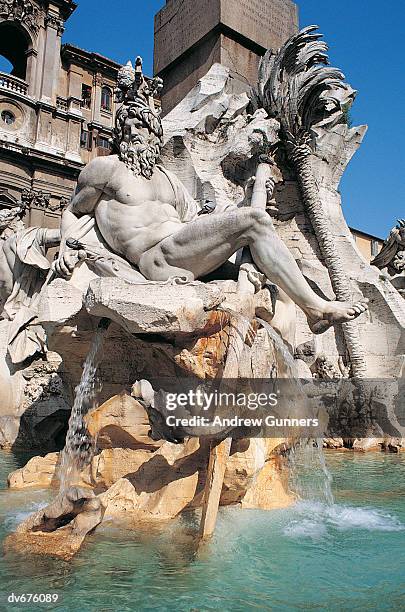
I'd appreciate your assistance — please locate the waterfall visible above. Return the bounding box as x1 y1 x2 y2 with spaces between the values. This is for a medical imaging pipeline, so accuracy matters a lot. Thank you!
256 319 334 504
255 317 298 377
288 439 334 505
217 305 256 343
58 319 110 492
217 308 334 504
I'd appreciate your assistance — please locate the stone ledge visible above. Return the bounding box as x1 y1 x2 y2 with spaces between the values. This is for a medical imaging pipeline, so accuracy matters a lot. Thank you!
84 278 225 335
38 278 84 326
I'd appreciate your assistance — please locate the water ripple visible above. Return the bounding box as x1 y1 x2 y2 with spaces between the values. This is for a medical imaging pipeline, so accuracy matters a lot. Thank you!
283 500 404 540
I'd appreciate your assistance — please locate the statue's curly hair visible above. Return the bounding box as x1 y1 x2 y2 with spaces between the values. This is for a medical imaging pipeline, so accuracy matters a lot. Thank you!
112 100 163 178
112 100 163 152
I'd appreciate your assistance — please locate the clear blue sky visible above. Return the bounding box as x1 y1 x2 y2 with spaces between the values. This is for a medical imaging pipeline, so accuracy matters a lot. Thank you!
3 0 404 238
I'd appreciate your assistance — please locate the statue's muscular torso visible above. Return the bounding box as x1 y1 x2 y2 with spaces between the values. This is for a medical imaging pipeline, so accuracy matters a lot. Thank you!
71 155 189 265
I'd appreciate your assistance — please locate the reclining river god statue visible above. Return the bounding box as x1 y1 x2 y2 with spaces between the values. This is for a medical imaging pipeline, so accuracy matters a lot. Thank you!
54 58 368 334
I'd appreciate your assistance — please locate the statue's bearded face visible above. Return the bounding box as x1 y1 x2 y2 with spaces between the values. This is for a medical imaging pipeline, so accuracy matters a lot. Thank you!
114 103 163 179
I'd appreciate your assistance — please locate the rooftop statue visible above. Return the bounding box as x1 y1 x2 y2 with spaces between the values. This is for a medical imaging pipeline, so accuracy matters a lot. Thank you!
54 57 368 334
372 219 405 275
372 219 405 297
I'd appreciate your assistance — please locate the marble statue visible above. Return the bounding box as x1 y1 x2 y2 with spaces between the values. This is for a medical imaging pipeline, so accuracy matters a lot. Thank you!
372 219 405 297
253 26 368 376
0 227 61 362
54 58 368 334
3 29 405 558
0 205 25 236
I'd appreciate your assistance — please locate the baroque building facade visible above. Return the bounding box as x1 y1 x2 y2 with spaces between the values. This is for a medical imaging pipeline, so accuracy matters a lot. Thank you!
0 0 120 231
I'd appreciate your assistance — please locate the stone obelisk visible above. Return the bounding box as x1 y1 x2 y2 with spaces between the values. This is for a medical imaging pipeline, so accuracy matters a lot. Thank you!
154 0 299 114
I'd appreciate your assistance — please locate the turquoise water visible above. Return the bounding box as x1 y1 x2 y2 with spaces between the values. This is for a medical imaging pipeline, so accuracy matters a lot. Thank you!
0 450 404 611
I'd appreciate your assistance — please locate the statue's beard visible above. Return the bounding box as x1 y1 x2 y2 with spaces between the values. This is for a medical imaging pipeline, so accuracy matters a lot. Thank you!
119 137 161 179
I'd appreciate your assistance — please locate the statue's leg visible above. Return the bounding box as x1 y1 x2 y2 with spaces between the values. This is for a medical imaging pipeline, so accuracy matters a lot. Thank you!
139 208 324 312
138 208 368 328
138 208 256 282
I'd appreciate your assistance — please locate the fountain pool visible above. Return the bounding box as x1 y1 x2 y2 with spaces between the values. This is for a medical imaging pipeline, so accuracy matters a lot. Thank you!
0 450 404 611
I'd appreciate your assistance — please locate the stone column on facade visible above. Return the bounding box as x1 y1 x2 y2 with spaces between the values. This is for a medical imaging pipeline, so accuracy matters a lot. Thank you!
25 48 39 97
65 114 83 163
92 73 103 124
67 65 83 109
31 22 47 100
40 8 64 104
67 63 83 117
65 62 84 163
34 101 54 149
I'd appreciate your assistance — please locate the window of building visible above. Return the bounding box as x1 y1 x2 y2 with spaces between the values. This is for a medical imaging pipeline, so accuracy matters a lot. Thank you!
101 86 112 112
97 135 111 150
81 84 92 109
371 240 380 257
1 110 15 125
0 22 29 80
80 129 91 150
0 56 13 74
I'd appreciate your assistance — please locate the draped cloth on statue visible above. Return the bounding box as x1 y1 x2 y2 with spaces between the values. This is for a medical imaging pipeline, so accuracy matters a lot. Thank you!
372 236 401 275
372 223 405 277
158 165 200 223
4 228 52 364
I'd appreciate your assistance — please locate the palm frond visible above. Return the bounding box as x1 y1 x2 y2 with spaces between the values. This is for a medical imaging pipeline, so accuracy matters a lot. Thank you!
255 26 354 143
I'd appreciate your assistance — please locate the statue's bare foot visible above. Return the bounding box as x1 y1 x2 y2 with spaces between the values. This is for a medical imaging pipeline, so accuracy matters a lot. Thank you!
307 299 369 335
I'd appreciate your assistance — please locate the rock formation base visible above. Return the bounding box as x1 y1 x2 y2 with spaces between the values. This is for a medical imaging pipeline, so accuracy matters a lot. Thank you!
6 393 294 557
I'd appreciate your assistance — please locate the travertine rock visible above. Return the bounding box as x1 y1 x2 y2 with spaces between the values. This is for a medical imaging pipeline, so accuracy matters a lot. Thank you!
0 417 21 449
99 438 205 522
162 64 280 215
8 452 59 489
0 346 71 450
222 438 289 507
98 437 293 522
174 310 230 378
89 448 153 489
38 278 84 327
7 447 152 492
4 486 104 560
85 392 161 451
323 438 344 450
9 436 294 519
242 456 294 510
380 438 404 453
85 278 225 335
352 438 384 452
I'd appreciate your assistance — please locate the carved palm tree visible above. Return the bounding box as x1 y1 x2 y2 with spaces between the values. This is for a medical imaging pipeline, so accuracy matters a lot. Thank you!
254 25 367 378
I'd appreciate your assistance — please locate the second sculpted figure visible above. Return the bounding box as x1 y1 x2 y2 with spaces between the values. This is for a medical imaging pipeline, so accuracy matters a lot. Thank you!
55 58 368 334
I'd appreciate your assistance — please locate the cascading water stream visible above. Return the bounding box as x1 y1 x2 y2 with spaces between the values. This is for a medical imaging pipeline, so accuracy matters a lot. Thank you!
216 306 334 504
58 318 110 492
255 318 334 504
288 438 334 505
255 317 298 377
217 305 256 344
